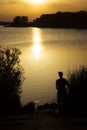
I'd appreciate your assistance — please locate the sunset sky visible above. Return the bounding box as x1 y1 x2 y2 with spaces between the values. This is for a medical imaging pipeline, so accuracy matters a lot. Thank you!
0 0 87 21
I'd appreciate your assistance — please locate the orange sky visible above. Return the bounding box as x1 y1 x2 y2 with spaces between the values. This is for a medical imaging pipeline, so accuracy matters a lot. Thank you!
0 0 87 21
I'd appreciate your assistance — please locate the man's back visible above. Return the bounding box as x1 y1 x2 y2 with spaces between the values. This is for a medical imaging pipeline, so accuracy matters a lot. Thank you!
56 77 68 91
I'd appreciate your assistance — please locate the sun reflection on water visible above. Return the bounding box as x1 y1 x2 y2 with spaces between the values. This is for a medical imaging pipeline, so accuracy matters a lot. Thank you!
32 28 43 60
32 44 42 59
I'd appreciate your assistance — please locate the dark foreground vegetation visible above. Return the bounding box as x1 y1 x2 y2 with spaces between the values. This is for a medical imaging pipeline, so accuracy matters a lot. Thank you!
0 47 25 115
0 47 87 116
1 10 87 28
67 66 87 115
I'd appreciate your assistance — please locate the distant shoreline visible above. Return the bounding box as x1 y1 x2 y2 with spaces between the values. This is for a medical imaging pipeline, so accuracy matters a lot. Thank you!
0 11 87 29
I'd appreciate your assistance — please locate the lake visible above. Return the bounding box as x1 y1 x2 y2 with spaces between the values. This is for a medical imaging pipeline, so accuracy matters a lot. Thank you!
0 26 87 106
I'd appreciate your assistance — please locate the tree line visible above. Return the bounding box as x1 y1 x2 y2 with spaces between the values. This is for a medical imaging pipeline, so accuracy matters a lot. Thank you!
34 11 87 28
1 10 87 28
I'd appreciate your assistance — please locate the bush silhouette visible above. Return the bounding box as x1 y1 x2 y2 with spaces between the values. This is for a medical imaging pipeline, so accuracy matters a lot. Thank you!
0 47 25 115
67 66 87 115
22 102 35 114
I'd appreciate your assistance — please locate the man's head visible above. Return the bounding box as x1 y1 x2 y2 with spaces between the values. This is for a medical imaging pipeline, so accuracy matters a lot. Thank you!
58 72 63 78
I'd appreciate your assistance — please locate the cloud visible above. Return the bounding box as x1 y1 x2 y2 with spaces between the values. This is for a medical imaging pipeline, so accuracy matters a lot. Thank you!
0 0 23 5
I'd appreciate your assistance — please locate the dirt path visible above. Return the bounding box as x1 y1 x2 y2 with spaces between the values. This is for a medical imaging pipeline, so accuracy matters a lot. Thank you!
0 113 87 130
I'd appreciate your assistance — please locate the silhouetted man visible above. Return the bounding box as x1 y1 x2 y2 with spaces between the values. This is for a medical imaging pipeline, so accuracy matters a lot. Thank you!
56 72 68 112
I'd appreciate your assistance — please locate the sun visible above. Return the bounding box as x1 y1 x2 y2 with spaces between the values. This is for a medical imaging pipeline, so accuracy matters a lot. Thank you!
27 0 44 4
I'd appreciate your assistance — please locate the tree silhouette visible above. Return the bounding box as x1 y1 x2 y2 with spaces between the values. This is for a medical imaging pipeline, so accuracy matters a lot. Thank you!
13 16 28 27
13 16 21 25
21 16 28 23
0 47 25 114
